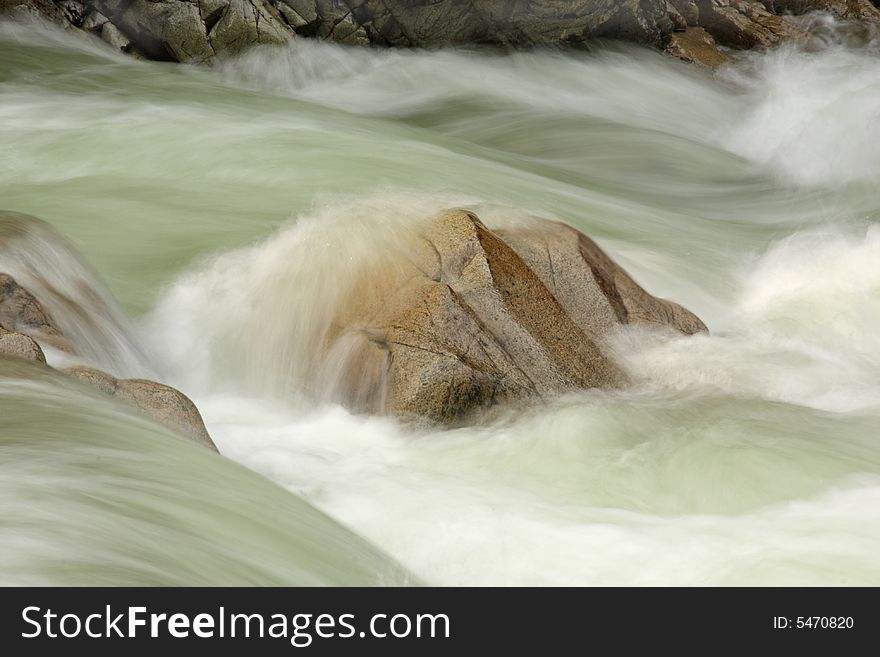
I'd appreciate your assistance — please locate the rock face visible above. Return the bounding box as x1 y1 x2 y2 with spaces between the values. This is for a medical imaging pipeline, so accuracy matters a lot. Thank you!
0 270 215 449
327 210 705 424
273 1 880 63
0 0 294 62
64 366 217 450
665 26 729 67
274 0 675 47
5 1 880 65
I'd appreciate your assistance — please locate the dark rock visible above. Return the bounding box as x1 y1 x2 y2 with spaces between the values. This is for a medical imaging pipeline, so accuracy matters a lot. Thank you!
0 272 75 354
4 0 879 63
665 25 729 66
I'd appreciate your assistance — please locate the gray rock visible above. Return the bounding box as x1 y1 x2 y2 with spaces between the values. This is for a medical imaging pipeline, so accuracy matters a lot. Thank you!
81 8 108 31
327 210 705 424
274 0 317 27
90 0 216 62
87 0 292 62
302 0 674 47
4 0 879 62
202 0 291 56
0 0 69 25
669 0 701 24
100 20 130 51
696 0 805 48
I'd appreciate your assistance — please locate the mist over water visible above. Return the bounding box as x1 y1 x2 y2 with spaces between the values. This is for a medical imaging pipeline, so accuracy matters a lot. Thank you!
1 18 879 584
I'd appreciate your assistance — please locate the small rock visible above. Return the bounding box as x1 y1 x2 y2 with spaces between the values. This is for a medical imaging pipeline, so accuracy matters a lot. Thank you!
64 365 217 450
0 327 46 364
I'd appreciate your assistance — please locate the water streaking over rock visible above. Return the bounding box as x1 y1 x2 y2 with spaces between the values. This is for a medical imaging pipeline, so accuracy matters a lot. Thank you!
0 358 413 585
1 20 879 585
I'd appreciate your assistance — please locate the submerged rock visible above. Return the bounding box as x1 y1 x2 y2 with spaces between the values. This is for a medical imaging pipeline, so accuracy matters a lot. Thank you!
328 210 705 424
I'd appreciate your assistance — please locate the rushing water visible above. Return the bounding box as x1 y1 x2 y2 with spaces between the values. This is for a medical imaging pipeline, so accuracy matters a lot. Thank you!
1 18 879 585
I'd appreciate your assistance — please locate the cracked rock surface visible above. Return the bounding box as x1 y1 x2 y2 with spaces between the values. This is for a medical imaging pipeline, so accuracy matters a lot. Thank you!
1 0 294 62
329 210 706 424
3 1 880 64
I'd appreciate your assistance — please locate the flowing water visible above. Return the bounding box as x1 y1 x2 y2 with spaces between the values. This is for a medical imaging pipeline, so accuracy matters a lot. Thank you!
1 18 879 585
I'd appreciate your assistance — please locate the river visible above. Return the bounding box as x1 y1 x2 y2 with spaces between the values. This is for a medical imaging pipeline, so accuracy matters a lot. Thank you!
2 18 879 585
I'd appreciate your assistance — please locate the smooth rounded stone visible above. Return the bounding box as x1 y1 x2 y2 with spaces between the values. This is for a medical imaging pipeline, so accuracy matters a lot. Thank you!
0 328 46 364
0 273 75 354
64 366 217 451
62 364 117 395
327 210 706 424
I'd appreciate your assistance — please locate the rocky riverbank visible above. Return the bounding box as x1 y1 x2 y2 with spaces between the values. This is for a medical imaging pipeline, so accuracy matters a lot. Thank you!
2 1 879 67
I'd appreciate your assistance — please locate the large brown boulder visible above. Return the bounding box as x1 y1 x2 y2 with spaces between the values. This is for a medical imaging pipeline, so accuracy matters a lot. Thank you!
326 210 705 424
5 1 880 67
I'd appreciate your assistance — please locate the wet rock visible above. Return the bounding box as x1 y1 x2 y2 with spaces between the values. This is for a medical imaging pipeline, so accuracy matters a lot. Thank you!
65 366 217 450
271 1 680 47
669 0 702 24
328 210 705 424
99 19 130 51
0 215 215 450
5 0 880 64
80 8 108 31
0 273 74 354
696 0 805 48
0 326 46 363
665 26 729 66
87 0 292 63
